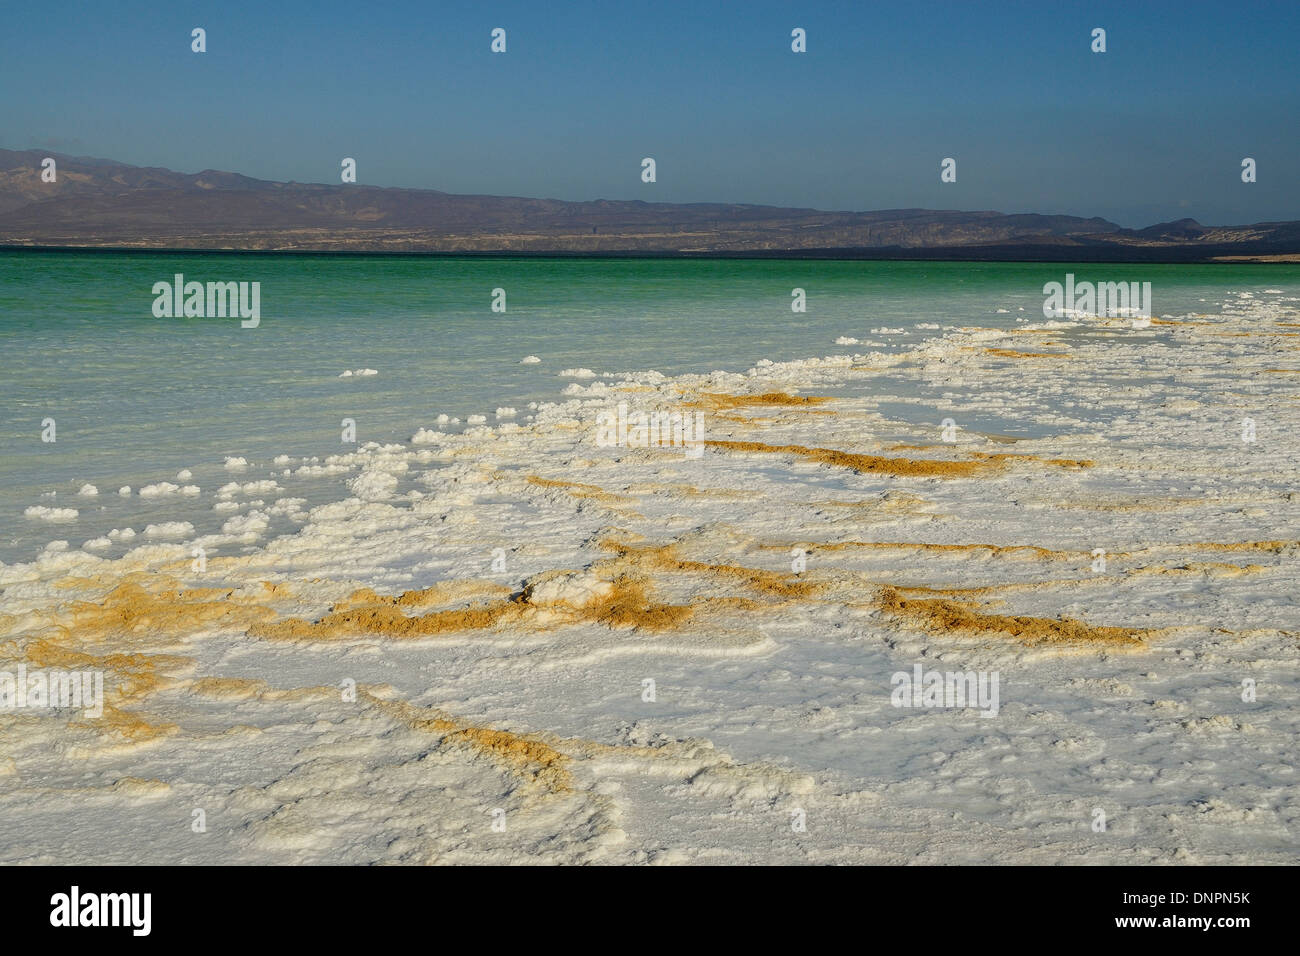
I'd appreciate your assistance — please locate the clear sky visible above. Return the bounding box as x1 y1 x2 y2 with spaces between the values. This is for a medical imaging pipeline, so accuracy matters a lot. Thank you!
2 0 1297 227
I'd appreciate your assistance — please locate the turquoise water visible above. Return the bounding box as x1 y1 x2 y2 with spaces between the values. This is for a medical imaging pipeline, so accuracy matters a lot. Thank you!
2 252 1298 564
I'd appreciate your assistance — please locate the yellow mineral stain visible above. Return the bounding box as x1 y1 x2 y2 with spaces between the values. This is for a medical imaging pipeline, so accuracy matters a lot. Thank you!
877 586 1150 648
255 533 826 643
774 540 1076 559
524 475 633 504
809 492 937 513
984 348 1070 359
969 452 1094 469
622 481 750 499
37 576 279 644
366 694 573 794
882 584 1006 601
22 642 186 699
252 566 692 641
686 392 833 411
189 676 272 700
86 706 181 742
705 440 994 478
14 642 185 742
1170 540 1293 554
332 579 511 612
250 597 525 641
1128 561 1267 578
598 540 820 600
1080 539 1293 558
708 440 1091 476
584 575 695 630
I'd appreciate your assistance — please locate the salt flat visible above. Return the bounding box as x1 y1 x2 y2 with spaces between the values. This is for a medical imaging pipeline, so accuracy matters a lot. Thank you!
1 291 1297 864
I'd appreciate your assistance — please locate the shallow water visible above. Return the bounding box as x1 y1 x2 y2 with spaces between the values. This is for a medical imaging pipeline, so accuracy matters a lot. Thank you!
3 252 1297 563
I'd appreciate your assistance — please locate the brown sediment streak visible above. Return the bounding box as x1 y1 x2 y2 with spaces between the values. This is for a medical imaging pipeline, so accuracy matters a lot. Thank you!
597 540 820 599
577 574 694 630
364 691 809 799
19 642 185 741
523 475 645 518
22 641 185 697
364 694 573 794
705 440 994 478
38 576 280 643
885 584 1003 600
685 391 833 411
189 676 272 700
768 540 1077 559
1176 540 1294 553
1127 561 1268 577
694 595 767 612
252 567 692 642
250 596 526 641
809 493 936 511
1198 331 1274 337
85 706 181 741
179 679 577 794
1078 540 1292 558
1049 496 1248 513
708 441 1092 475
876 586 1150 648
621 481 750 499
261 538 808 643
871 553 1276 600
9 575 286 743
892 432 1025 448
525 475 633 504
332 579 511 612
984 349 1070 359
653 558 816 599
363 690 799 797
969 452 1093 469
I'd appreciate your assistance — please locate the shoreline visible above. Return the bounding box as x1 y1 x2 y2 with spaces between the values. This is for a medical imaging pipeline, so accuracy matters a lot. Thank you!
5 245 1300 265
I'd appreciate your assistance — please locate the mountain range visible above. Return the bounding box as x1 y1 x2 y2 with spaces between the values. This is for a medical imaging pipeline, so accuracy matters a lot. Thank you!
2 149 1297 261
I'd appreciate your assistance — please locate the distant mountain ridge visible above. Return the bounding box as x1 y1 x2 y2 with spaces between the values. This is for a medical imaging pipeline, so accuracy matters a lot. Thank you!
1 149 1297 261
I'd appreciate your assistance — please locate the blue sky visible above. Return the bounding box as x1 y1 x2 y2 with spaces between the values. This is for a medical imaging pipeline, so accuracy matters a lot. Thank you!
2 0 1297 227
